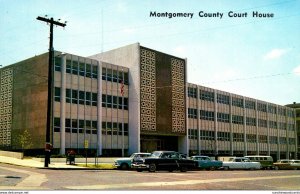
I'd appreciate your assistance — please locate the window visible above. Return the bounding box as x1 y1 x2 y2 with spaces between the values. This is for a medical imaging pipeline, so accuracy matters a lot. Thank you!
278 122 286 130
107 95 112 108
233 133 244 142
113 70 118 83
66 60 71 74
79 91 85 105
86 63 91 78
188 108 197 119
102 67 107 80
258 103 267 112
188 87 197 98
199 90 214 102
278 107 286 116
106 68 112 82
259 135 268 143
217 94 229 105
217 112 230 123
79 63 85 76
124 98 128 110
246 117 256 126
72 61 78 75
124 72 129 85
269 121 277 129
65 119 71 133
232 97 244 108
258 119 267 128
268 105 277 114
289 138 296 145
54 87 60 102
113 122 118 135
232 115 243 125
79 120 84 133
287 124 295 131
287 110 295 118
246 134 256 143
245 100 255 110
54 117 60 132
72 119 78 133
124 123 128 136
66 89 71 103
113 96 118 109
217 131 230 141
85 92 91 106
200 130 215 140
92 65 98 79
188 129 198 139
279 137 287 144
200 110 214 121
102 94 106 107
269 136 278 144
54 57 61 72
92 93 97 106
102 122 106 135
107 122 112 135
72 90 78 104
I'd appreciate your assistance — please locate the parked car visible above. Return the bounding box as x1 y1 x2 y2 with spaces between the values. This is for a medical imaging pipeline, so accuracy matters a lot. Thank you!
273 159 300 170
114 152 151 170
190 155 223 170
132 151 197 172
222 157 261 170
244 155 274 169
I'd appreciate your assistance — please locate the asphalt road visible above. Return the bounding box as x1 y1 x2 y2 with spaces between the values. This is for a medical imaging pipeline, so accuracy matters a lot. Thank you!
1 163 300 190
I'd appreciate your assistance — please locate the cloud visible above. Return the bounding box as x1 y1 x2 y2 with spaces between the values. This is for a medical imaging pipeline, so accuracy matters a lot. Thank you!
293 65 300 76
263 49 288 60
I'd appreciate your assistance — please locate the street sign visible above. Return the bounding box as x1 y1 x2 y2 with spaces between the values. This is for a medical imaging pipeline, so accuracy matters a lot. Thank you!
84 140 89 149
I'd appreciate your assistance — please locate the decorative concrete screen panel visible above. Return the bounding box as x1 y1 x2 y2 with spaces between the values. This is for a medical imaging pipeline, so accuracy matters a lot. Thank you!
0 68 13 147
140 47 186 135
140 48 157 131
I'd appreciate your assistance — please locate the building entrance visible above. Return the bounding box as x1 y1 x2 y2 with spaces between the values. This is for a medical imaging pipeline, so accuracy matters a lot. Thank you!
140 135 178 153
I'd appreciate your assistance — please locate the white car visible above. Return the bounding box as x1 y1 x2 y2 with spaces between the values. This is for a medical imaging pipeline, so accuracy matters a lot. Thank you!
222 157 261 170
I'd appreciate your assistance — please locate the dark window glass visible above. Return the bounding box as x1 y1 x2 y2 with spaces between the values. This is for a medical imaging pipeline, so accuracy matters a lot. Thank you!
107 95 112 108
72 61 78 75
66 89 71 103
79 91 85 105
86 92 91 105
79 63 85 76
54 87 60 102
54 57 61 72
86 64 91 78
72 90 78 104
66 60 71 74
102 67 107 80
102 94 106 107
92 65 98 79
54 117 60 132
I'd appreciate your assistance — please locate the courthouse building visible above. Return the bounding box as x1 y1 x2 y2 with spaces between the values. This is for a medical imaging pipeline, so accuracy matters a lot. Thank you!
0 43 297 159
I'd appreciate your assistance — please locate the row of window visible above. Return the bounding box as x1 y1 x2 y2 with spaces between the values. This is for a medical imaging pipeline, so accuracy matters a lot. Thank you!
54 87 128 110
53 118 129 136
188 129 296 144
55 57 98 79
188 108 295 130
188 88 294 117
102 67 129 85
55 87 97 106
54 57 129 85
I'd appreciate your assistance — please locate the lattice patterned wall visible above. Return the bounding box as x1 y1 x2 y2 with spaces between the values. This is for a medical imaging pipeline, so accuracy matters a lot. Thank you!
140 49 156 131
0 68 13 147
171 58 186 133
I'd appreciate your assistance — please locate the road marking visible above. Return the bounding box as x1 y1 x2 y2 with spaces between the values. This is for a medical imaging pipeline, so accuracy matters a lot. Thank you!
66 174 300 190
0 166 48 188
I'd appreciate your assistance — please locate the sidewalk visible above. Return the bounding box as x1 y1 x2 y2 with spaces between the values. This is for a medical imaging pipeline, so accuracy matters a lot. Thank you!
0 155 87 169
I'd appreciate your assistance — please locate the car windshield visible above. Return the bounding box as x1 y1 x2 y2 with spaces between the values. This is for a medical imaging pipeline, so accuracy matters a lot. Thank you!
151 151 161 157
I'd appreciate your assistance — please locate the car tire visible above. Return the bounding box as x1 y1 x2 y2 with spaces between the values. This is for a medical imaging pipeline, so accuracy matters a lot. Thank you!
223 166 229 170
120 163 129 170
137 169 143 172
149 163 156 172
180 166 188 172
274 166 279 170
210 167 216 171
168 169 174 172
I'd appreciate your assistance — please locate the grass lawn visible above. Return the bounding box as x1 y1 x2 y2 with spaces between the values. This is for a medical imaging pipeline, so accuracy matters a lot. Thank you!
76 163 116 170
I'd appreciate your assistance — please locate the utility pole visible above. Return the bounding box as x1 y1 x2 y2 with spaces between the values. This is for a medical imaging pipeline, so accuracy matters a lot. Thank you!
37 16 66 167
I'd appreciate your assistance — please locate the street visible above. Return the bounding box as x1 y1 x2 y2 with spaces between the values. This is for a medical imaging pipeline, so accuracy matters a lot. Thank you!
0 163 300 190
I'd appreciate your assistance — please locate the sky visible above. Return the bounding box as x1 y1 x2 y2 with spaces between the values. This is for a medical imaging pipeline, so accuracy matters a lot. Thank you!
0 0 299 106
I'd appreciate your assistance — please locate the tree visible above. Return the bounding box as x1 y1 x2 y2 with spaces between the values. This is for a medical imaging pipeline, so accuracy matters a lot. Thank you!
18 129 33 153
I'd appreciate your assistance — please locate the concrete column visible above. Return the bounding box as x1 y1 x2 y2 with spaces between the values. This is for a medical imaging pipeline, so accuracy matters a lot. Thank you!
60 55 66 155
255 100 259 155
197 85 201 155
243 97 247 156
214 90 218 156
97 61 102 156
276 105 280 160
267 104 270 156
229 94 233 156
